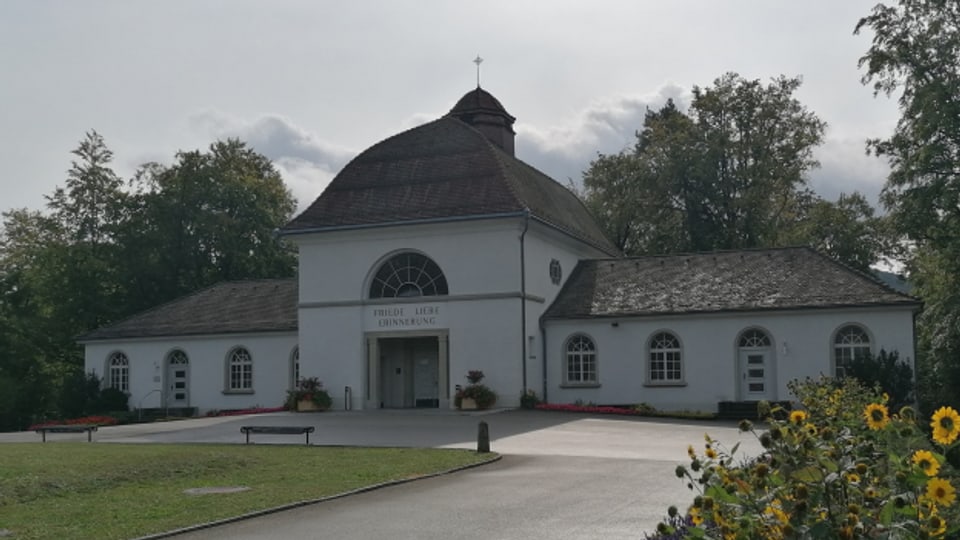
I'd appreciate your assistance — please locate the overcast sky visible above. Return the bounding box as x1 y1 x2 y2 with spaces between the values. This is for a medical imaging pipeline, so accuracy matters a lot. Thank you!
0 1 900 216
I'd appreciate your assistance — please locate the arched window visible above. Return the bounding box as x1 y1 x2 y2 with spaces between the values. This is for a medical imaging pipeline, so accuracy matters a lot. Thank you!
834 325 871 378
227 347 253 391
648 332 682 383
564 334 597 384
169 349 188 366
290 347 300 389
739 329 772 348
107 352 129 393
369 252 448 299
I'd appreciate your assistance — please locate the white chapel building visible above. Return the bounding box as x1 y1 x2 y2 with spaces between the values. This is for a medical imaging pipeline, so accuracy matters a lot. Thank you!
81 87 920 415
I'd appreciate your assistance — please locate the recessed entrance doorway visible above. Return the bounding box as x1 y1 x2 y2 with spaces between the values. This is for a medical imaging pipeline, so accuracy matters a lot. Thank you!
379 336 440 408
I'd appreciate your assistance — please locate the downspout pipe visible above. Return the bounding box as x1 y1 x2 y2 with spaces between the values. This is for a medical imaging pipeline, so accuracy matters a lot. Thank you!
520 209 530 394
540 317 548 403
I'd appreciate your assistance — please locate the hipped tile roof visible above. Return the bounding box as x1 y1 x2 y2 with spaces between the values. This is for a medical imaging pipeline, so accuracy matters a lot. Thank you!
79 279 297 341
282 117 618 255
543 247 919 319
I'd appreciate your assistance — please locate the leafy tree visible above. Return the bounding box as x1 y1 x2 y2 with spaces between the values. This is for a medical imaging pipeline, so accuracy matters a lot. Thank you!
45 131 127 332
46 131 125 246
0 134 298 430
783 192 890 272
119 139 297 311
583 73 827 256
857 1 960 413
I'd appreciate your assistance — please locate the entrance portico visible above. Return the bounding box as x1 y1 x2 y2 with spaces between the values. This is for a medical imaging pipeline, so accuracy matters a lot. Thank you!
366 330 449 409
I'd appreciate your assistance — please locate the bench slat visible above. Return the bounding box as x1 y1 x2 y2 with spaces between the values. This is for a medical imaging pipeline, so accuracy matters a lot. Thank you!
240 426 314 445
36 425 98 442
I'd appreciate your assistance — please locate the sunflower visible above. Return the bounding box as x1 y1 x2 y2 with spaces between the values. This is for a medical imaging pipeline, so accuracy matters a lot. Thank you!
789 410 808 425
913 450 941 477
926 477 956 507
863 403 890 431
927 514 948 537
931 407 960 445
688 506 703 526
705 447 718 459
687 444 696 459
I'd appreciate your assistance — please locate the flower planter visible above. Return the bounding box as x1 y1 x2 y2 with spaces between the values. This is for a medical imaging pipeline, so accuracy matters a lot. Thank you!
297 399 321 412
459 397 478 410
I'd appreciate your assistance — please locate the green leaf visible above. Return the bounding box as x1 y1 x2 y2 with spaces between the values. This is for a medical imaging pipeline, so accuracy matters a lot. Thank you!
791 466 824 483
879 499 894 526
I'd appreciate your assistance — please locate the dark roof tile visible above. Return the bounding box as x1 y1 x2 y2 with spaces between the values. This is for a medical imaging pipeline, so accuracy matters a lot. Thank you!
79 279 297 341
283 117 618 255
543 247 919 319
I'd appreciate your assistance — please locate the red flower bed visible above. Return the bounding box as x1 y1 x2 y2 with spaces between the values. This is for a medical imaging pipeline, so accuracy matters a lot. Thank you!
28 415 119 430
535 403 642 416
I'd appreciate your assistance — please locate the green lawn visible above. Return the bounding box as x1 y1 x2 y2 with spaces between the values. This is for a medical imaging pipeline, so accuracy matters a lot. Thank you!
0 443 495 539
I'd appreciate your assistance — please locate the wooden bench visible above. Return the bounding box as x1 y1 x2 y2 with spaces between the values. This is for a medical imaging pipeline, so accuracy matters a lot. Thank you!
36 424 98 442
240 425 315 445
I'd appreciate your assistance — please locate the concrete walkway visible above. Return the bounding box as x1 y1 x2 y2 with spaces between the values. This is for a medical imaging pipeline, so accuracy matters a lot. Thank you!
1 410 764 538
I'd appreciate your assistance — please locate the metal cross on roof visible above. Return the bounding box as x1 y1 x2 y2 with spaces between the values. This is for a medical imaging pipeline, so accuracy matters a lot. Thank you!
473 55 483 88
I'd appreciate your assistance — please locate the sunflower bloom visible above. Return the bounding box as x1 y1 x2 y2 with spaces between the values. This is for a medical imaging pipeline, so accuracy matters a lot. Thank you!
864 403 890 430
931 407 960 445
687 445 696 459
927 514 948 537
705 447 718 459
913 450 941 477
689 506 703 526
789 410 807 425
926 477 956 507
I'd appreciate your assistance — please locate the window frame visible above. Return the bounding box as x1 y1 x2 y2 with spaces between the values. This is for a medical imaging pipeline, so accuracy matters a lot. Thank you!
368 251 449 299
738 328 772 349
562 333 599 387
646 331 684 386
224 346 254 394
106 351 129 393
833 324 872 379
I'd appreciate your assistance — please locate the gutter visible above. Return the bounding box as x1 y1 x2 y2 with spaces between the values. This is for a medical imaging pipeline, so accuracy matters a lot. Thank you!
278 211 529 237
279 210 619 259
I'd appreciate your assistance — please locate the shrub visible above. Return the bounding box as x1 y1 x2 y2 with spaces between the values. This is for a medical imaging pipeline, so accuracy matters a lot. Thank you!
519 389 541 409
284 377 332 411
653 376 960 539
57 369 102 418
98 387 130 412
848 348 914 409
455 370 497 409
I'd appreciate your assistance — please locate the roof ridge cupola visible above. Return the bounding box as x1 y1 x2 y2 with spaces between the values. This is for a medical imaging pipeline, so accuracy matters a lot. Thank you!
446 87 517 156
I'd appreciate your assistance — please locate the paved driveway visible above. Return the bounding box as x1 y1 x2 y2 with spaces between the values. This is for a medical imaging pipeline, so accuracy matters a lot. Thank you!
1 410 763 538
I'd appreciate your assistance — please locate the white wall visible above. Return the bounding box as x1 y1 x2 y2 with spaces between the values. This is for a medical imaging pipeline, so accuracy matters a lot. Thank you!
83 332 297 413
521 223 612 398
298 297 525 409
296 219 525 303
544 307 916 412
293 217 614 410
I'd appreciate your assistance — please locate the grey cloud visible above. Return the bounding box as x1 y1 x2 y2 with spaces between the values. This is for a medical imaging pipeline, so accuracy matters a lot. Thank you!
187 110 359 210
809 138 891 206
188 110 357 175
515 83 688 185
272 157 337 213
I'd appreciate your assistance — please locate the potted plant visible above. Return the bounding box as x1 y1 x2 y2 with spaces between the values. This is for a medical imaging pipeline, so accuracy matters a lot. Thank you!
284 377 333 412
455 370 497 410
